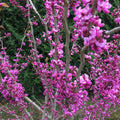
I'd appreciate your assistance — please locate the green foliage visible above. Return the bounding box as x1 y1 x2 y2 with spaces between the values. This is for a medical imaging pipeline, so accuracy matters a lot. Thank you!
19 64 44 98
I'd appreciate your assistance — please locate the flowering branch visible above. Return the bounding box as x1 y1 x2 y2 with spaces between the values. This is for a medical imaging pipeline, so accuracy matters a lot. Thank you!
0 53 50 119
0 71 34 120
77 0 98 79
28 0 53 49
27 0 40 63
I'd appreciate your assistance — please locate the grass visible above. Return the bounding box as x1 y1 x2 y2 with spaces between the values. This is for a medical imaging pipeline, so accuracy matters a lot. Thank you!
105 108 120 120
0 96 120 120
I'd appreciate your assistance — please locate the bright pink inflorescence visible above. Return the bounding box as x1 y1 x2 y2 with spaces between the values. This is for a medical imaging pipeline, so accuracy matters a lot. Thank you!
0 0 120 120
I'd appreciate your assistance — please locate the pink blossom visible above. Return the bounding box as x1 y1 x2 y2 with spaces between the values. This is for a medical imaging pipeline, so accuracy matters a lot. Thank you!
32 20 38 26
4 32 11 37
97 0 112 14
36 38 41 45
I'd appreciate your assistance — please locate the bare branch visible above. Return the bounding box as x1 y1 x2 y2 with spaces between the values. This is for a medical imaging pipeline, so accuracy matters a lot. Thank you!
56 114 65 120
77 46 88 78
114 39 120 56
105 26 120 35
32 86 43 107
63 0 70 74
91 0 98 14
24 96 43 112
28 0 43 23
25 96 51 119
24 108 34 120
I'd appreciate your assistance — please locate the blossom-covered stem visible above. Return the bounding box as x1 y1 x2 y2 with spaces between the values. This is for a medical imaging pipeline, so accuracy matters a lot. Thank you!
63 0 70 75
0 71 34 120
14 27 28 70
51 1 59 53
45 23 53 50
99 102 105 120
0 65 34 120
0 54 14 79
27 0 40 64
50 2 60 117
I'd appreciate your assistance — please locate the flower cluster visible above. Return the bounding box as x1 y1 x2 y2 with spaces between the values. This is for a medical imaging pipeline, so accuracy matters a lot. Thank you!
84 40 120 119
73 0 111 52
9 0 31 17
112 6 120 24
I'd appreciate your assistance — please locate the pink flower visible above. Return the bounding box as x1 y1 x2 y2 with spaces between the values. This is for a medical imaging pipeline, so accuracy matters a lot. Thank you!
48 49 55 58
97 0 111 14
32 20 38 26
4 32 11 37
36 38 41 45
79 74 92 89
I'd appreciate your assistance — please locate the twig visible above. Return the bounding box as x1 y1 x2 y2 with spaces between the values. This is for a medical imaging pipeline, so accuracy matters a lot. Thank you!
56 114 65 120
28 0 43 23
24 96 51 119
24 108 34 120
42 89 48 120
32 86 43 107
28 0 53 49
